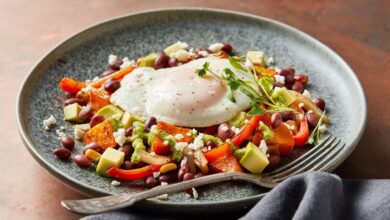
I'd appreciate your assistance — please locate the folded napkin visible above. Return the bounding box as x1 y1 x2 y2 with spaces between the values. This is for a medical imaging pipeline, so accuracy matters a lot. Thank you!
82 172 390 220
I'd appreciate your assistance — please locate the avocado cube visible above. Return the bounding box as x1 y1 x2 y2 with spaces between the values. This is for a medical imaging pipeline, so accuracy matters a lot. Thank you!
246 51 265 66
121 111 143 129
239 142 269 174
63 103 83 123
138 53 157 67
96 104 124 121
96 148 125 176
163 43 183 56
271 87 296 106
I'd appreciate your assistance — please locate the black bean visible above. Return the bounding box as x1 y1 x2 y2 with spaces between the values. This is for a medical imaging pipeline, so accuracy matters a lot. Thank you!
312 98 326 111
183 173 194 181
74 155 91 168
270 112 282 129
110 60 123 71
222 43 233 53
64 98 86 106
306 112 319 128
144 117 157 132
168 57 178 67
125 126 134 137
53 148 71 159
145 176 159 188
292 81 304 93
60 136 75 150
281 111 295 121
104 79 120 93
154 52 169 69
118 143 133 158
78 105 94 122
90 114 105 128
82 142 103 154
217 123 234 141
294 74 309 84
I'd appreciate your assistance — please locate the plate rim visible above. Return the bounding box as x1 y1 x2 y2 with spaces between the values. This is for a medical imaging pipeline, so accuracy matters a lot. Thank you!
16 7 367 208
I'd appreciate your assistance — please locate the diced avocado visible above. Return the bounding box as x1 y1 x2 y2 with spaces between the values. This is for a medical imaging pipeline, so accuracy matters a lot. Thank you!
138 53 157 67
96 105 123 121
239 142 269 174
271 87 296 106
163 42 183 56
63 103 83 123
121 111 143 129
246 51 265 66
96 148 125 176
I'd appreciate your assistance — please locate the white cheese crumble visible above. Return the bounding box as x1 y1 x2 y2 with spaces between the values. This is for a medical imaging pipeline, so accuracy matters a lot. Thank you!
266 57 275 66
244 58 254 71
74 128 85 140
150 125 157 133
173 49 191 62
111 180 121 186
308 136 314 144
150 152 156 156
274 67 282 73
174 133 184 140
286 124 295 131
120 57 135 69
298 103 305 108
175 142 188 152
307 110 314 114
43 115 56 130
177 41 189 50
92 76 99 82
113 128 126 147
198 50 209 57
81 85 95 93
153 172 160 178
208 43 224 52
259 139 268 154
274 74 285 84
180 157 188 167
302 90 311 99
188 133 205 150
163 140 169 145
319 125 327 133
244 119 250 125
231 126 241 135
108 54 117 65
192 187 199 199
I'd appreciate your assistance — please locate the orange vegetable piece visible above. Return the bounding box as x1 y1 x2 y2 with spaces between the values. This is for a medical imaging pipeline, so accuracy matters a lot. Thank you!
89 90 110 111
151 122 193 155
254 65 277 76
209 154 243 173
90 66 135 88
58 77 86 94
83 120 116 149
263 114 294 156
203 143 232 163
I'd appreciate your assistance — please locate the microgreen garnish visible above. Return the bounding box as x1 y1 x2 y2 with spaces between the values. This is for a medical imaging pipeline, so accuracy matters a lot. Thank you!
195 62 209 77
228 56 248 73
307 111 326 145
247 102 266 116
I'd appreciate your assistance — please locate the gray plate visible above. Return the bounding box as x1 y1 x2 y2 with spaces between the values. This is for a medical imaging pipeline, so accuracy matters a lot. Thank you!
17 8 366 214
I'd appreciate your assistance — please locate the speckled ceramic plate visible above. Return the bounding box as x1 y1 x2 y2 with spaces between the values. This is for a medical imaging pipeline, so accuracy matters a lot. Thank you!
17 8 366 214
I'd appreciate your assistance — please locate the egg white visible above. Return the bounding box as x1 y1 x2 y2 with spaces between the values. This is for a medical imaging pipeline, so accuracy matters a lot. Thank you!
110 57 258 127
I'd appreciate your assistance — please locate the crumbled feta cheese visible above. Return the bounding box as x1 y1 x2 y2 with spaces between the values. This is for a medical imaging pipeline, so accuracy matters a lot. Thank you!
202 147 208 152
231 126 241 135
302 90 311 99
175 142 188 151
180 157 188 167
120 57 135 69
150 125 157 133
108 54 118 65
113 128 126 147
174 134 184 140
208 43 224 53
43 115 56 130
244 58 254 71
92 76 99 82
188 133 205 150
286 124 295 131
173 49 191 62
163 140 169 146
198 50 209 57
177 41 189 50
274 75 285 84
111 180 121 186
319 125 327 133
244 119 250 125
73 123 91 131
274 67 282 73
259 139 268 154
81 85 95 93
153 172 160 178
192 188 199 199
298 103 305 108
273 86 282 93
307 110 314 114
150 152 156 156
308 136 314 144
266 57 275 66
74 128 85 140
186 129 197 137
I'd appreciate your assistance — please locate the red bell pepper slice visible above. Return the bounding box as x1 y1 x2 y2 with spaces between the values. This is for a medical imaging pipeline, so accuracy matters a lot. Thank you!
107 164 162 181
203 143 232 163
293 117 309 148
209 154 243 173
231 115 263 147
58 77 86 94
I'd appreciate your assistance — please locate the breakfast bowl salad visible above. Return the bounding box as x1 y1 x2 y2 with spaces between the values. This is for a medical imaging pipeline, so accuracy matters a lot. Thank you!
51 41 329 196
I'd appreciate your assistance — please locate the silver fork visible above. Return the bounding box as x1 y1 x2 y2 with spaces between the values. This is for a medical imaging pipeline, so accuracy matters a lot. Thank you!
62 134 345 214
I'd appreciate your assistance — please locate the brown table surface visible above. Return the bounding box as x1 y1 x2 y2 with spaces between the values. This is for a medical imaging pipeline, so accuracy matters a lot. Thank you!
1 0 389 219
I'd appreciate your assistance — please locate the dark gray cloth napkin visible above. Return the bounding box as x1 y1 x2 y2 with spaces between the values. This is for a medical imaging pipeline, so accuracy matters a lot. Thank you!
82 172 390 220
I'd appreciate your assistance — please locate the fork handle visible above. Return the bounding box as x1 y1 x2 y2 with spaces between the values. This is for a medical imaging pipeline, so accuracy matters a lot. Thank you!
62 172 257 214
